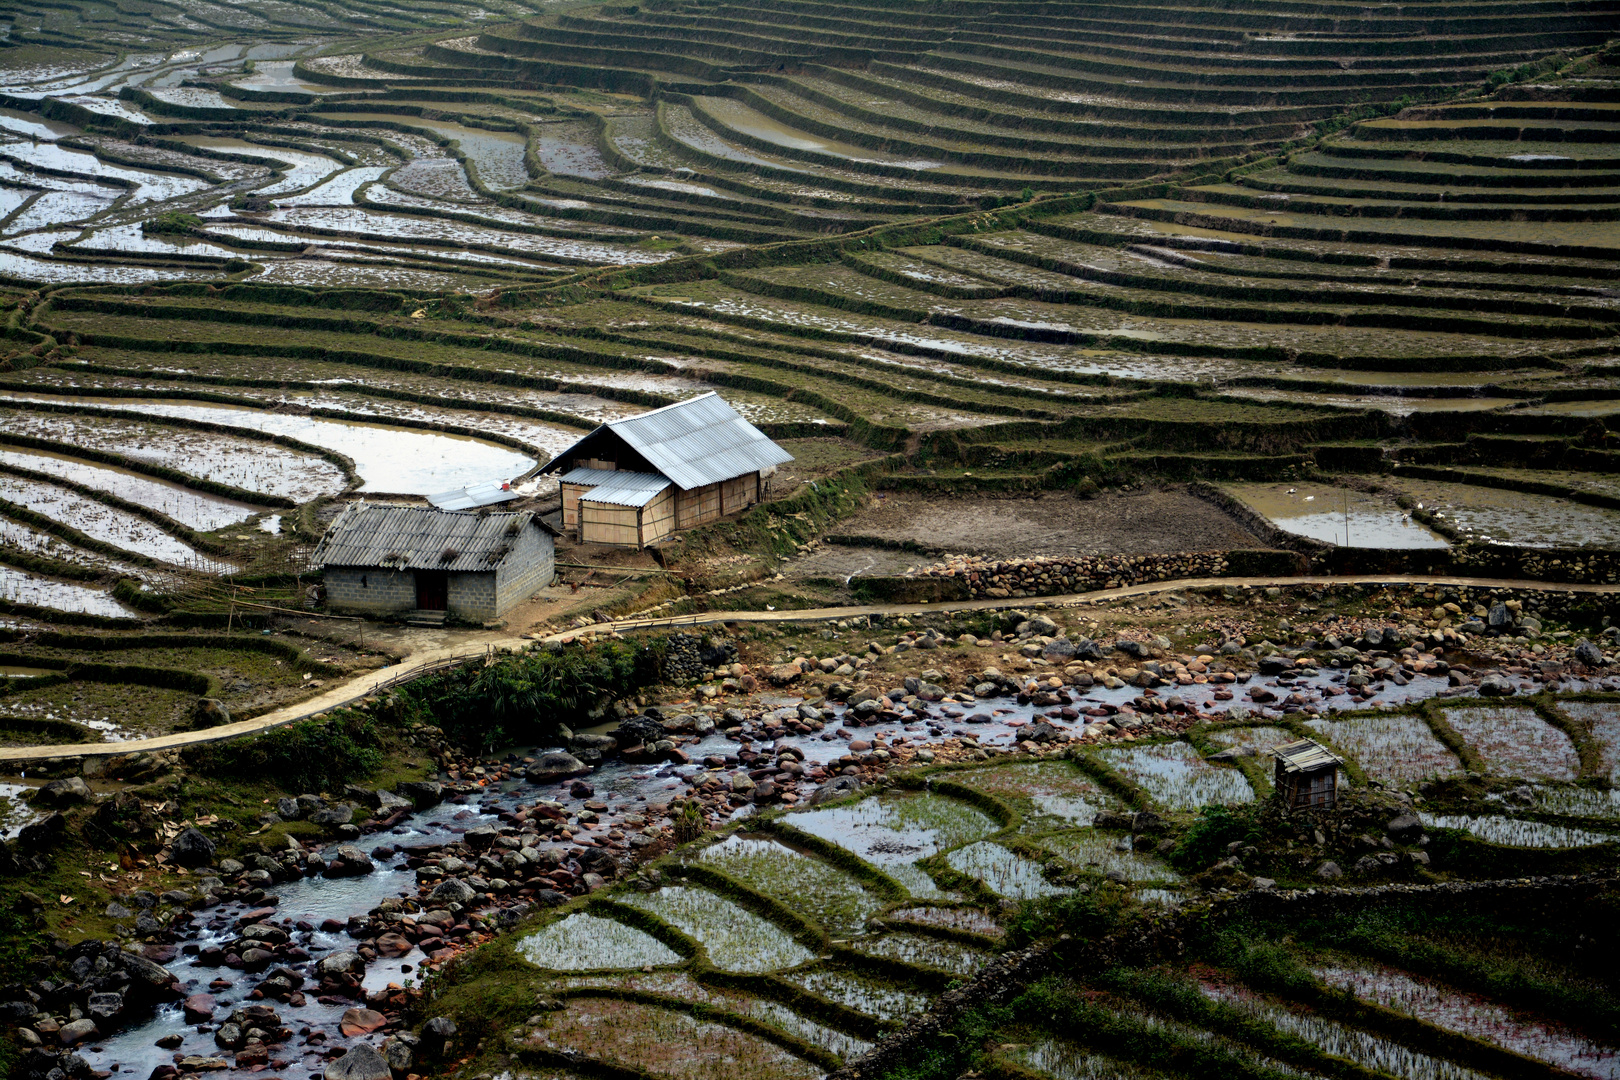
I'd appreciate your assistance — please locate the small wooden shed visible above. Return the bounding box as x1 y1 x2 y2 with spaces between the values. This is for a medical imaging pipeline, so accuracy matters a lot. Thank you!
1271 738 1345 809
541 393 793 549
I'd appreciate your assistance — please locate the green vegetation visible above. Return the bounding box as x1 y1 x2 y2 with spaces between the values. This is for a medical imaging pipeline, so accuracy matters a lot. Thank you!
399 638 664 750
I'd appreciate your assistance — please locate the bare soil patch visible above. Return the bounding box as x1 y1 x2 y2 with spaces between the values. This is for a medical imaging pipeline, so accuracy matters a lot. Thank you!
835 488 1266 558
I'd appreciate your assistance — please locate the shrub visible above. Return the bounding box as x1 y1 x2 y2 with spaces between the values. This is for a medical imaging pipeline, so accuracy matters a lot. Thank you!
1170 804 1259 872
142 212 202 235
186 710 383 793
400 639 664 752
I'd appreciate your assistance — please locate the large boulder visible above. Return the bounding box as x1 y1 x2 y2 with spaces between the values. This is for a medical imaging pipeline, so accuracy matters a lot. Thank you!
167 827 216 868
190 698 231 730
419 1017 457 1060
18 811 67 850
325 1043 391 1080
310 804 355 827
525 752 588 783
1573 640 1605 668
34 776 94 807
397 781 443 809
316 951 366 978
118 951 181 1001
612 715 664 748
1385 813 1424 845
428 878 478 906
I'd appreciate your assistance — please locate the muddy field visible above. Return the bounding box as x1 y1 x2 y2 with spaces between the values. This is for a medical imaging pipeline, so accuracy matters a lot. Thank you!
835 489 1266 558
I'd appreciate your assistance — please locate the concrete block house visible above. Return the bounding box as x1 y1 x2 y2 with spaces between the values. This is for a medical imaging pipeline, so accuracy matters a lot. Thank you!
315 503 556 622
543 393 793 548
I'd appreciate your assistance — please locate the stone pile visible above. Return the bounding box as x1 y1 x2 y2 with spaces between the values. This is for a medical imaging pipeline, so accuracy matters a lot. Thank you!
904 552 1230 598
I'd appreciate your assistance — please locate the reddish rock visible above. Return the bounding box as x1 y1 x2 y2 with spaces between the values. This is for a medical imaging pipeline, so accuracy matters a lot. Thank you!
338 1007 388 1037
373 933 412 958
182 993 216 1023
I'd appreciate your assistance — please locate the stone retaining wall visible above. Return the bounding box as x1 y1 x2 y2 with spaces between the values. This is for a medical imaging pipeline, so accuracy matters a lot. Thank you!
859 550 1302 601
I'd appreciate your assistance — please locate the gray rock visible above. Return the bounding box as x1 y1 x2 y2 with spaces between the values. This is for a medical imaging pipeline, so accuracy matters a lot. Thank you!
809 775 861 805
1020 615 1059 637
310 803 355 827
383 1036 414 1075
274 797 302 820
525 751 588 783
568 733 618 757
1458 619 1487 635
1574 640 1605 667
612 715 663 748
1114 638 1148 659
397 780 443 808
420 1016 457 1060
58 1018 98 1047
325 1042 392 1080
86 991 123 1025
316 951 366 978
1386 813 1424 844
191 698 231 729
35 776 94 807
1042 638 1077 662
117 950 179 1002
1487 603 1512 632
428 877 478 905
373 789 413 814
1315 861 1343 881
1478 673 1517 697
168 826 216 868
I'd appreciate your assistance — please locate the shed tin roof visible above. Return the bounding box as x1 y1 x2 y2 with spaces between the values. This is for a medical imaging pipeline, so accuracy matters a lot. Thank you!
543 393 793 491
1270 738 1346 774
561 467 672 508
314 503 555 573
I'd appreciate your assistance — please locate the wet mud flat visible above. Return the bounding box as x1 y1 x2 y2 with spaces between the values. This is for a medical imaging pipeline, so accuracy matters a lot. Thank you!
834 489 1267 558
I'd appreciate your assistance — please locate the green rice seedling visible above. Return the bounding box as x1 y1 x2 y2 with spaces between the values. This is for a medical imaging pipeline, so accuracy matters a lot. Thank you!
1443 706 1581 781
1095 742 1254 811
620 886 814 973
1303 715 1464 785
517 913 683 972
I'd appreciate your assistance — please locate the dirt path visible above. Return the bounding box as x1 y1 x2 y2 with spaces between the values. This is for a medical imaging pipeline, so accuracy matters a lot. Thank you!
4 572 1615 766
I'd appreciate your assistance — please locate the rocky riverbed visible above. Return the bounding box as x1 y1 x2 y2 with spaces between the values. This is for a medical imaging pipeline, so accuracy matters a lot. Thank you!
4 584 1619 1080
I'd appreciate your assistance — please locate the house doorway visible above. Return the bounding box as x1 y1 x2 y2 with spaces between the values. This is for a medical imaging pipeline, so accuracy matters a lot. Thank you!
415 569 448 611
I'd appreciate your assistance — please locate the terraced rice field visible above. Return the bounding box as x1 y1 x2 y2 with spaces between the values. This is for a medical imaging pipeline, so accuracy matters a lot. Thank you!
1 2 1619 1073
0 0 1610 582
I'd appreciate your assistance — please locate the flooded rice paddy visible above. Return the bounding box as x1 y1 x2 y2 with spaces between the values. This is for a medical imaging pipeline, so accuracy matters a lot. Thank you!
0 472 228 570
1226 483 1449 550
1095 740 1255 810
0 407 347 501
1442 706 1582 781
0 446 259 529
0 564 133 615
0 394 537 494
1313 962 1620 1078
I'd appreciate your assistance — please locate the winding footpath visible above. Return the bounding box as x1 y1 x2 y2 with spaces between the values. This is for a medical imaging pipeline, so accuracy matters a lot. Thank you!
3 573 1615 766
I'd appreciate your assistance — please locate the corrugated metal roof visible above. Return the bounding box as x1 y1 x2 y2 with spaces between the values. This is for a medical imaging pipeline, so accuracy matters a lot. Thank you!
313 503 552 572
428 481 519 512
562 467 672 508
544 393 793 491
1271 738 1345 774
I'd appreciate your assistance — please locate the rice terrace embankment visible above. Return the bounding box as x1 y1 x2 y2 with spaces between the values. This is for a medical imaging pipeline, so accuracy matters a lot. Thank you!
1 1 1620 1079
